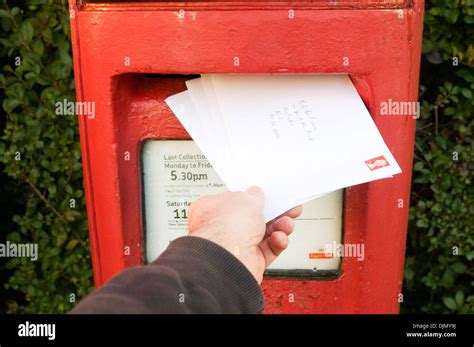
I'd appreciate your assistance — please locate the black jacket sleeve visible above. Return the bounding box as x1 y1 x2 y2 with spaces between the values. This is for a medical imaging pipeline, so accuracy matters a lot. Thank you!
71 236 264 314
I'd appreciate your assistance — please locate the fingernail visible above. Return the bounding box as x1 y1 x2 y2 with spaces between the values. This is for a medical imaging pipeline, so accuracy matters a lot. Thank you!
246 186 264 197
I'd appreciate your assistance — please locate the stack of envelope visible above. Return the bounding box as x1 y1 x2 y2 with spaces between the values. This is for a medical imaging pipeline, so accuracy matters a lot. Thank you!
165 74 401 222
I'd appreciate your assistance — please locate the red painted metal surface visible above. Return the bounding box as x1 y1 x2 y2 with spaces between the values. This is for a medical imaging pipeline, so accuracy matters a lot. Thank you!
69 0 424 313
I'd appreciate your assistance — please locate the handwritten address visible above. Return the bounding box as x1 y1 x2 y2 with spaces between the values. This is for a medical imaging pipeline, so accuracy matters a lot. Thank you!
268 99 317 142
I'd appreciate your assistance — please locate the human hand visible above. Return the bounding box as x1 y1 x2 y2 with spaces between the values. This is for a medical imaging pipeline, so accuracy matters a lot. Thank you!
188 186 302 283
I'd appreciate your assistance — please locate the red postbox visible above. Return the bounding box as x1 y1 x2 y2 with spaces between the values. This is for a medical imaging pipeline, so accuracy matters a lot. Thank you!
69 0 424 313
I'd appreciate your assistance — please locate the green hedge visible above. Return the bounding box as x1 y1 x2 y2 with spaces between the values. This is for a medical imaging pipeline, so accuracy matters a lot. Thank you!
403 0 474 313
0 0 92 313
0 0 472 313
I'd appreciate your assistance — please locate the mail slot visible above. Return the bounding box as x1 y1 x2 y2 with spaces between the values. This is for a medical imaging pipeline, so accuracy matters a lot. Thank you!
70 0 424 313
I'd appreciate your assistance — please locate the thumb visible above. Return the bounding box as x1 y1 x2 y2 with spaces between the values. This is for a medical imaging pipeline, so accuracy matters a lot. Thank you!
246 186 264 209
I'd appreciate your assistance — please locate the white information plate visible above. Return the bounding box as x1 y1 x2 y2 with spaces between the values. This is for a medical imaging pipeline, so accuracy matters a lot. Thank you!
142 140 343 275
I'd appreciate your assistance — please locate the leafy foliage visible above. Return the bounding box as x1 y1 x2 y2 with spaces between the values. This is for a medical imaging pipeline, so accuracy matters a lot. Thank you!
0 0 93 313
403 1 473 313
423 0 474 64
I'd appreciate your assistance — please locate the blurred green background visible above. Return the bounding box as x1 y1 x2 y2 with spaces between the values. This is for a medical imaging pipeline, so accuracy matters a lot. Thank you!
0 0 472 313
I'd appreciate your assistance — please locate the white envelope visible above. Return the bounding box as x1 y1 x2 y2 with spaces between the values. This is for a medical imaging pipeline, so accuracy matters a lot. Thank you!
166 74 401 221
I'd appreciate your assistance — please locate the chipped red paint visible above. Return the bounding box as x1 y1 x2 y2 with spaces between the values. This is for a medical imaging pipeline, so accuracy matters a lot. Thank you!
69 0 424 313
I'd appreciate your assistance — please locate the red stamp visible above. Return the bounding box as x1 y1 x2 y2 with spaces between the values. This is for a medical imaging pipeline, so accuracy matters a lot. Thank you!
365 155 390 171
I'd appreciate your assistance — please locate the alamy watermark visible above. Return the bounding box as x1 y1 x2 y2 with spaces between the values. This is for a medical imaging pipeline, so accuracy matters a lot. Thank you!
0 241 38 261
324 241 365 261
18 321 55 341
55 99 95 119
380 99 420 119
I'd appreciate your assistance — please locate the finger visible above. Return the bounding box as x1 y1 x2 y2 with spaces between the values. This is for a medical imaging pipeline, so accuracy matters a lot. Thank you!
245 186 264 209
266 205 303 226
258 231 289 267
283 205 303 219
265 216 294 236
